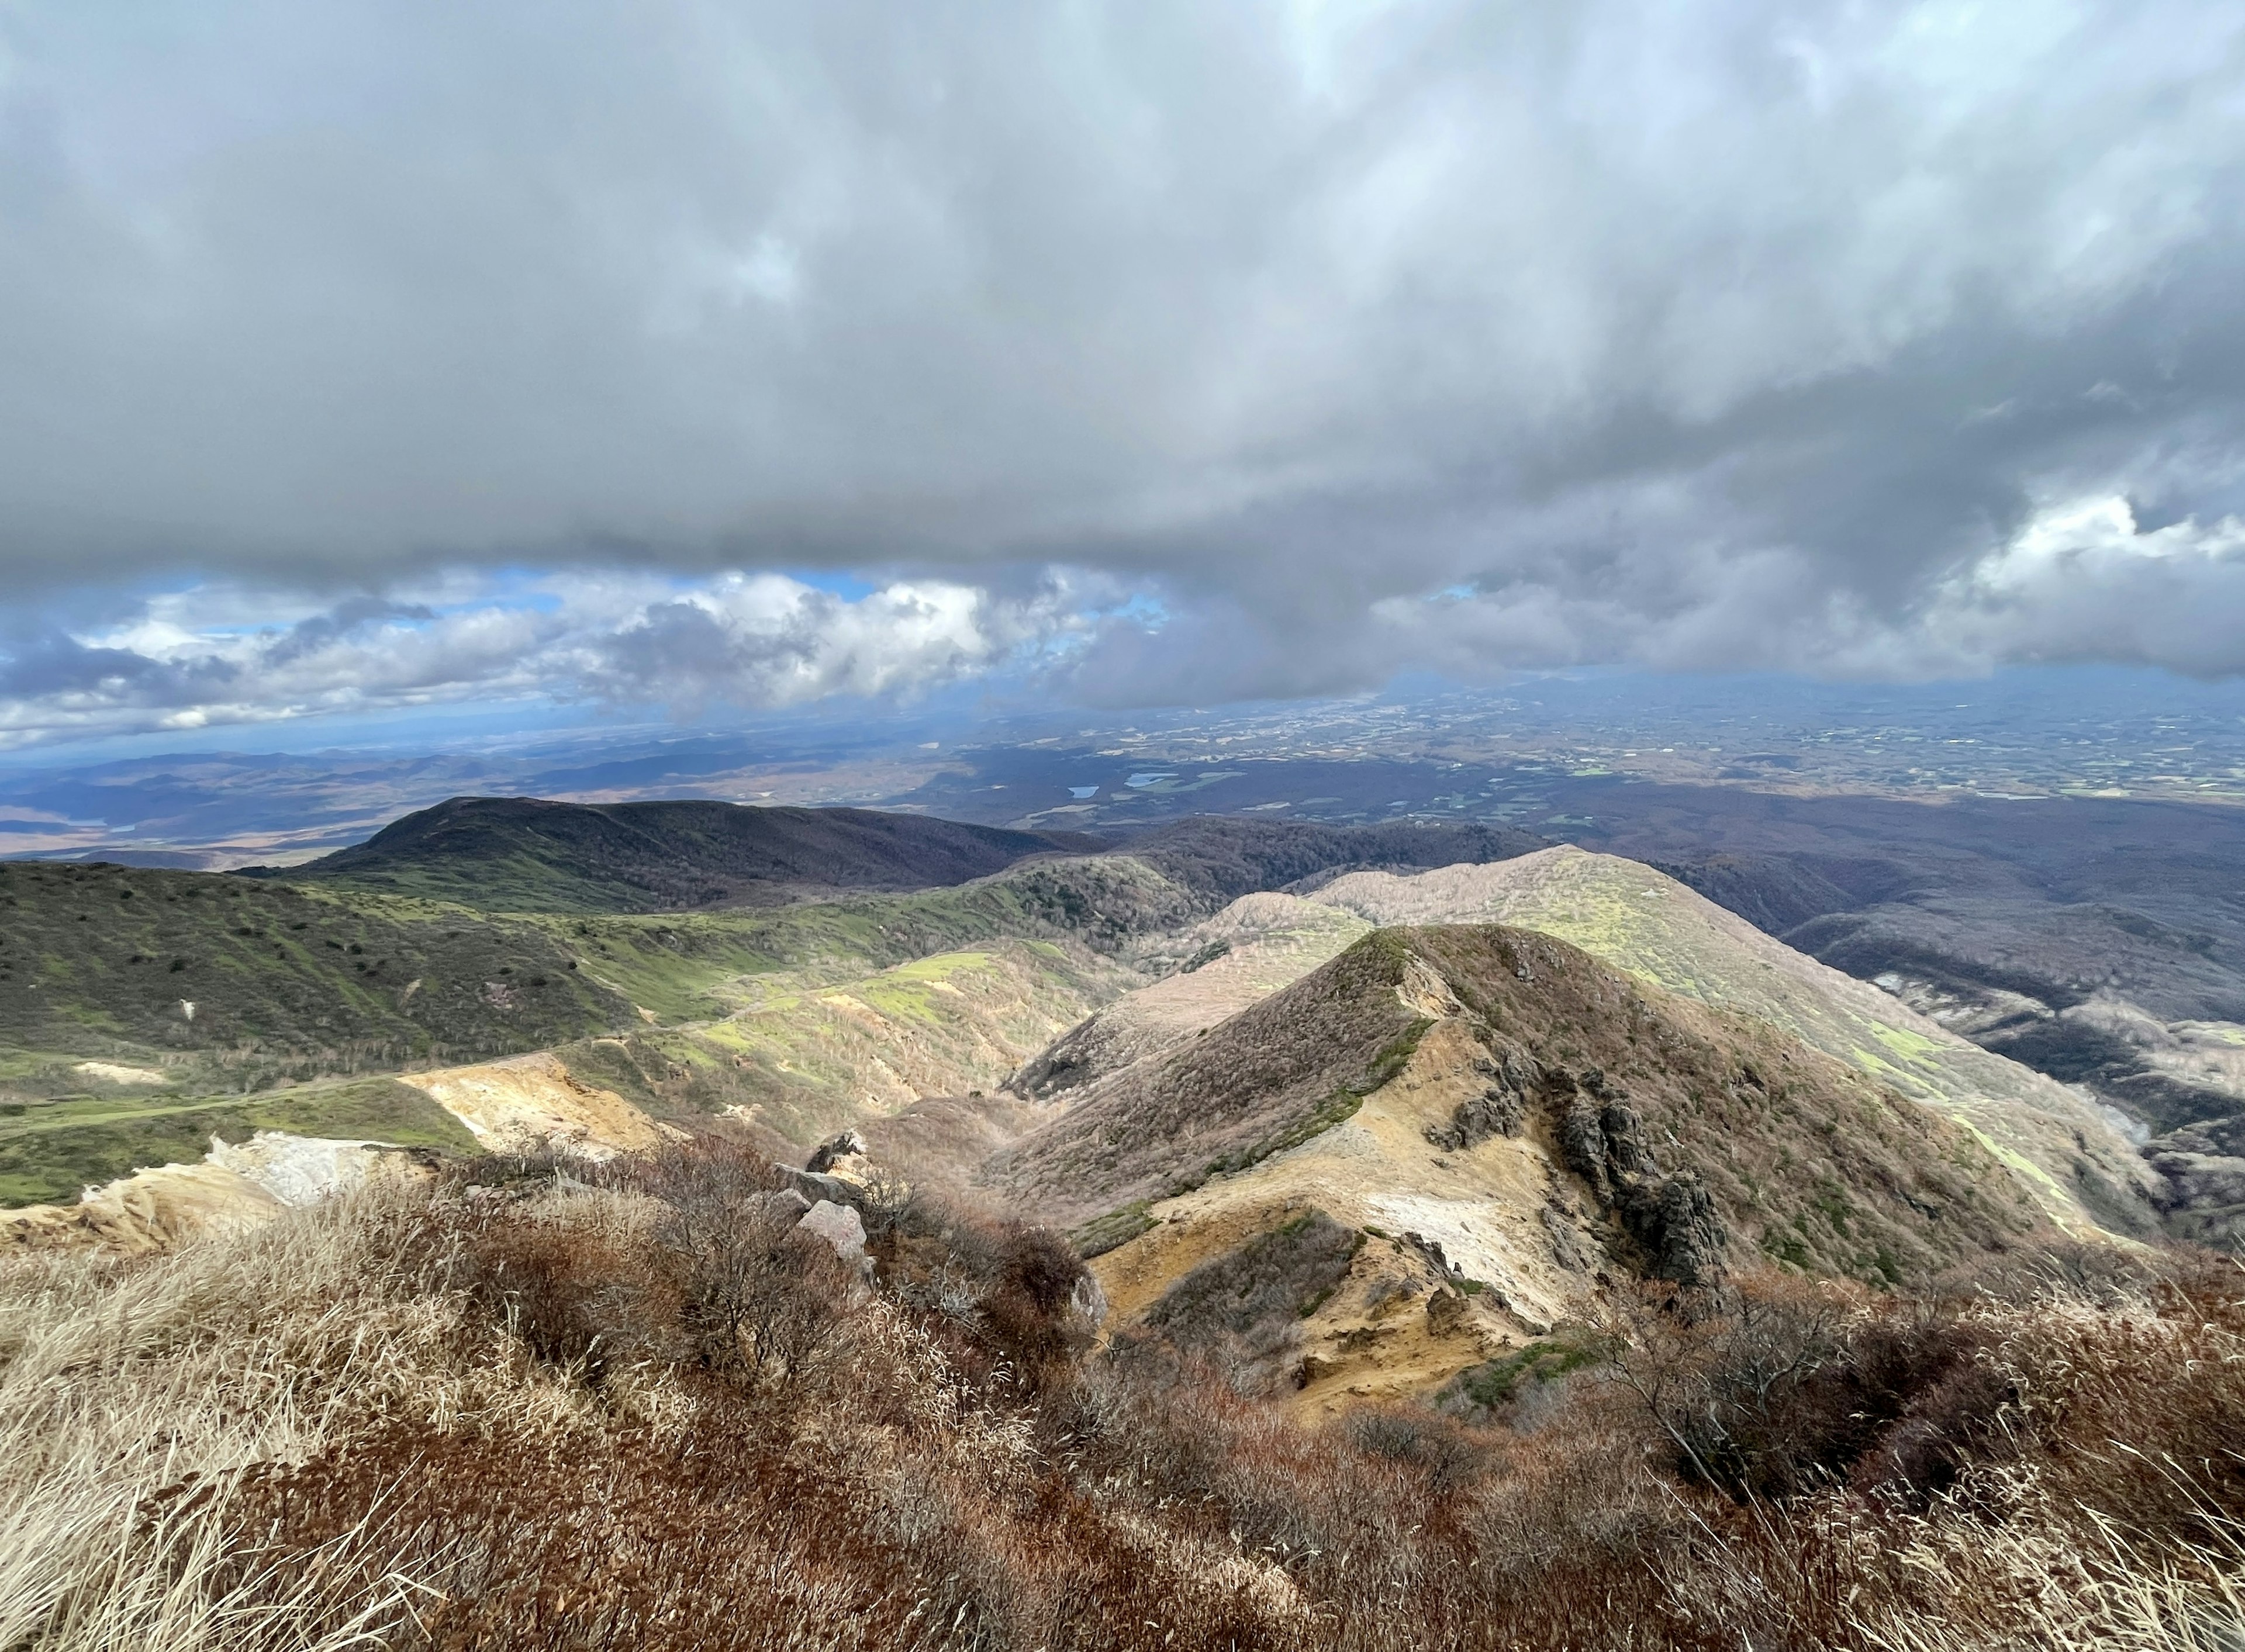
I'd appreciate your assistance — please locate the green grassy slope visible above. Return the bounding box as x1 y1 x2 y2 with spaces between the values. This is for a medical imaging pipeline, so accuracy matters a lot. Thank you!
0 824 1556 1206
552 940 1132 1148
0 852 1196 1198
0 1076 478 1205
550 851 1196 1021
0 862 632 1087
274 796 1103 913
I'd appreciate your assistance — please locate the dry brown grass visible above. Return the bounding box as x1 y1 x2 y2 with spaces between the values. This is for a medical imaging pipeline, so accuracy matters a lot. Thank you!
5 1143 2243 1651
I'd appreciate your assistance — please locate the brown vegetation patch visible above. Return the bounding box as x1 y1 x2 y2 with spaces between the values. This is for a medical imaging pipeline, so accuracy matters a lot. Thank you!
12 1142 2245 1652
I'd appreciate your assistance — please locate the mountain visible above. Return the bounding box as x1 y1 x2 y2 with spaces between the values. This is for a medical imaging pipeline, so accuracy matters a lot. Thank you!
1010 893 1374 1098
985 921 2043 1409
1000 846 2155 1240
1603 819 2245 1243
269 796 1108 913
1308 848 2159 1238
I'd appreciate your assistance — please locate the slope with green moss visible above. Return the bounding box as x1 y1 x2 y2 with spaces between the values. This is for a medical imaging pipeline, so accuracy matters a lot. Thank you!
272 796 1103 912
0 1075 479 1206
0 821 1552 1209
0 861 631 1087
0 852 1191 1197
547 939 1134 1147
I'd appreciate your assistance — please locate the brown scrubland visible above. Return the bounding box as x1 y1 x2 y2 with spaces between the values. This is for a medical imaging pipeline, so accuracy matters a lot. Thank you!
5 1137 2243 1652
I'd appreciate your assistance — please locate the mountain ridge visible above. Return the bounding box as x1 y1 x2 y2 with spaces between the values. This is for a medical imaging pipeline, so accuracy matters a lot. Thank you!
263 796 1108 912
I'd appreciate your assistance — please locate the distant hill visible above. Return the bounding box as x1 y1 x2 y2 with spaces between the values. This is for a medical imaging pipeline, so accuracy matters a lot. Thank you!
267 800 1547 918
265 797 1107 913
1121 817 1548 906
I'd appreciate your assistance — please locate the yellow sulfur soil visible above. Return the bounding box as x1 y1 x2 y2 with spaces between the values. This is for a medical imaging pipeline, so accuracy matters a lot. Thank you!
1092 1006 1610 1416
398 1050 666 1158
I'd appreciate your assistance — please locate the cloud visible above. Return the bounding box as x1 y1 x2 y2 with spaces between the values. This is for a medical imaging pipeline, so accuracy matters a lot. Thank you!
1 0 2244 718
0 572 1083 747
584 574 1083 710
1911 495 2245 677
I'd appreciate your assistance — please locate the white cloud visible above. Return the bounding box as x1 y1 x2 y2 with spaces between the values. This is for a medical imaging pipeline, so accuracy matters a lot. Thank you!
0 572 1080 748
1907 495 2245 676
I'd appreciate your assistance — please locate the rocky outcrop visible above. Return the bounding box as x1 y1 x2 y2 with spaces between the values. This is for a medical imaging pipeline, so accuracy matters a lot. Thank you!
2144 1116 2245 1250
1425 1048 1535 1151
1551 1071 1731 1285
773 1164 864 1207
1 1129 435 1253
797 1199 868 1266
804 1131 869 1174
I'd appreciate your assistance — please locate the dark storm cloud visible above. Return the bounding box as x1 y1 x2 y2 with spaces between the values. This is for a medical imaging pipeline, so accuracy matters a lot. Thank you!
1 0 2243 723
0 627 236 703
260 598 436 666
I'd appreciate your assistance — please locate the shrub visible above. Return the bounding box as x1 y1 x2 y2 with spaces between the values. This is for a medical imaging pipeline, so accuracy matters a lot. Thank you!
1142 1210 1360 1392
13 1149 2245 1652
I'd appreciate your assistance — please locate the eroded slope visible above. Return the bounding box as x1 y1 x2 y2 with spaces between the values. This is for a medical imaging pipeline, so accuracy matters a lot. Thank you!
1050 922 2043 1412
1313 848 2158 1235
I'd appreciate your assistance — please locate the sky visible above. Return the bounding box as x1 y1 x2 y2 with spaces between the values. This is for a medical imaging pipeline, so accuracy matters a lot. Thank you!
2 0 2244 751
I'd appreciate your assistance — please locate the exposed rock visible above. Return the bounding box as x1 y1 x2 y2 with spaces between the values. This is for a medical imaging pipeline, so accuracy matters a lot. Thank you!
1424 1081 1526 1152
797 1199 868 1265
1539 1198 1595 1274
1068 1270 1110 1327
1638 1173 1728 1286
1401 1229 1467 1285
759 1187 814 1225
4 1162 280 1253
207 1131 393 1207
1599 1101 1656 1178
4 1130 436 1253
1557 1098 1611 1198
805 1131 869 1174
774 1164 861 1207
1557 1089 1729 1283
1425 1290 1472 1337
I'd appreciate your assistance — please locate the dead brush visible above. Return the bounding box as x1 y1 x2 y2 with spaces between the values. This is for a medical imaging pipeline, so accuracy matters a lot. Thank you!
12 1142 2245 1652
